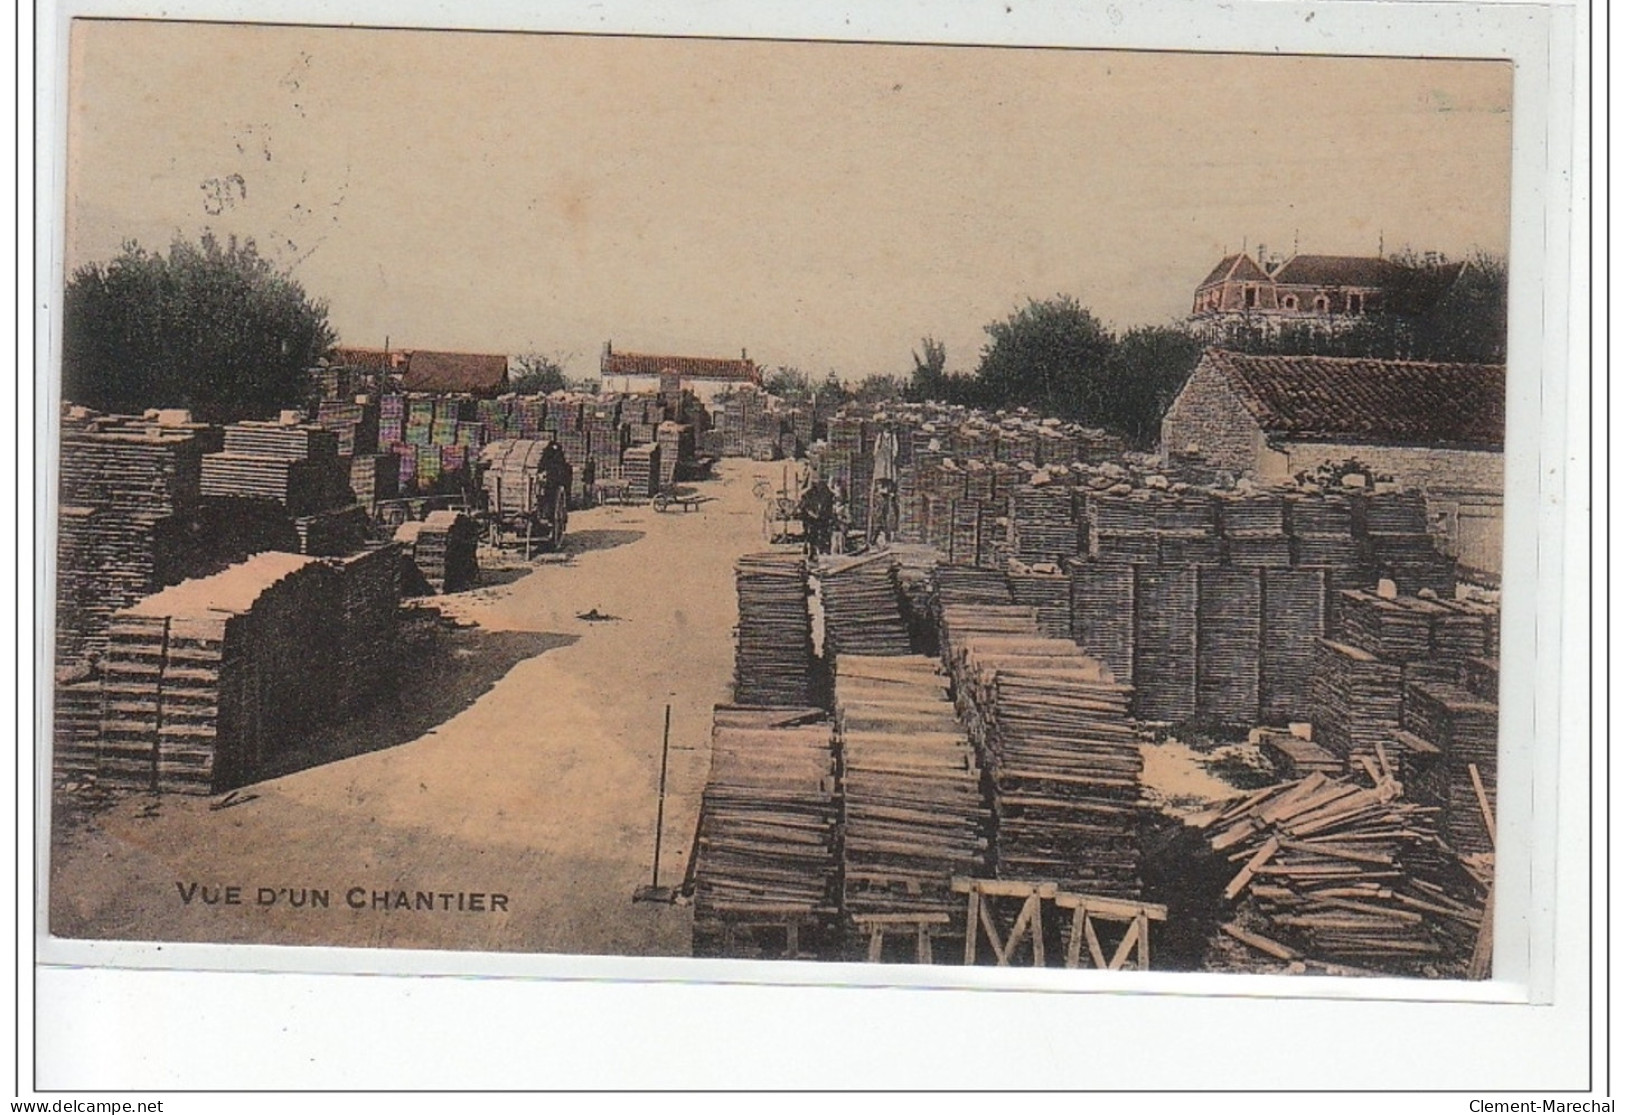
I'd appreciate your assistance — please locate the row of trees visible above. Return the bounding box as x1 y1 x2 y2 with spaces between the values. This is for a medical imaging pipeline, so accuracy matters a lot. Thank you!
60 234 1506 441
898 253 1507 447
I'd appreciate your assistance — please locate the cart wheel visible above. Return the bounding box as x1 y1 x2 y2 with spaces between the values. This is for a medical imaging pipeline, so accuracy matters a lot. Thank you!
655 493 670 513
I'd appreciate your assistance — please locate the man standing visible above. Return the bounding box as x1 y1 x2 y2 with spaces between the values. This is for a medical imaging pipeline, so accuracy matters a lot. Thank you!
870 420 901 545
798 474 836 557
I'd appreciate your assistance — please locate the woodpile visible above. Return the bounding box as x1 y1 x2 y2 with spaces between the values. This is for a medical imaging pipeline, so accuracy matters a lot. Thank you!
98 553 339 794
56 414 217 666
815 552 913 659
621 442 660 498
834 655 988 928
1065 559 1135 685
1132 566 1198 722
329 543 403 716
733 552 817 707
1196 567 1262 729
934 565 1013 608
202 421 350 516
1005 563 1072 641
1008 479 1077 565
1253 727 1343 779
394 511 479 593
946 623 1144 898
1199 771 1485 972
293 504 371 557
1259 568 1328 724
1403 680 1498 856
690 706 838 956
1307 639 1402 763
52 675 104 783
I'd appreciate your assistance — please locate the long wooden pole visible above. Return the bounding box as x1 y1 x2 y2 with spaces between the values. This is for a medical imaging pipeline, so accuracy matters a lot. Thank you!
651 704 672 889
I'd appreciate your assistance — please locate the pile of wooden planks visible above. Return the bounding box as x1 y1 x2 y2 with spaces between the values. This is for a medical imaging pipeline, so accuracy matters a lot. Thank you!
1199 771 1484 971
1403 680 1498 856
1307 639 1403 764
834 655 988 929
97 553 340 794
1065 558 1135 685
949 629 1144 898
202 422 351 517
934 565 1014 608
690 706 839 956
1008 479 1078 566
394 511 479 593
1005 562 1072 641
1196 567 1263 729
1132 566 1198 723
733 552 817 707
293 504 371 557
816 552 913 659
621 442 661 499
329 543 403 716
56 416 215 667
1259 568 1328 724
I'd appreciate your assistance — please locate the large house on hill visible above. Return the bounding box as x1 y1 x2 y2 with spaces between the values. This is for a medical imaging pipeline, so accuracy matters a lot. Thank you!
599 342 761 404
1162 348 1506 577
1188 252 1463 342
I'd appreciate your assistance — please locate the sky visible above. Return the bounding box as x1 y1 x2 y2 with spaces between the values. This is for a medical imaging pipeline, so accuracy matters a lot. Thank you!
63 20 1514 381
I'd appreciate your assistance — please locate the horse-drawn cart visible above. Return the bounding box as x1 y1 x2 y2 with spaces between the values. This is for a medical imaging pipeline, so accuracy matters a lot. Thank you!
478 439 573 555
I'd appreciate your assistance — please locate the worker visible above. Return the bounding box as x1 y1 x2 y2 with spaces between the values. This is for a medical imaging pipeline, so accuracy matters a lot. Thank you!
870 419 901 545
537 435 571 507
798 475 836 557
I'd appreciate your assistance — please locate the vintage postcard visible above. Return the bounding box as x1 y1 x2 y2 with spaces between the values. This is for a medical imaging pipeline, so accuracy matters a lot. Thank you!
45 16 1529 993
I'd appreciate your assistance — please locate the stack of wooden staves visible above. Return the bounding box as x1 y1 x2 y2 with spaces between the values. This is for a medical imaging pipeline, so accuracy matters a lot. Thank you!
816 552 913 659
1308 639 1402 764
690 706 838 958
98 552 339 794
1065 558 1136 685
1196 567 1263 729
1403 681 1498 857
1200 771 1485 972
834 655 988 933
1132 565 1198 722
200 422 350 517
621 442 661 498
1008 479 1077 566
394 511 480 593
329 543 403 716
1005 562 1072 641
948 625 1144 899
733 552 816 707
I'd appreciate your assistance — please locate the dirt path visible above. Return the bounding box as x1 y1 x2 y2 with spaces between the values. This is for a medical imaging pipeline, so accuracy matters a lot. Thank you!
49 459 799 957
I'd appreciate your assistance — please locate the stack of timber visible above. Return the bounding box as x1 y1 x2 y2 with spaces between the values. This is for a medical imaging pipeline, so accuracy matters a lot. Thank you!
201 422 350 517
950 629 1143 898
56 416 213 666
1403 680 1499 856
815 552 913 659
1307 640 1402 764
394 511 479 593
1132 566 1198 723
1065 559 1136 686
1005 562 1072 641
1259 568 1328 724
1339 590 1434 661
293 503 371 557
346 452 399 512
98 553 339 794
1218 492 1292 568
621 442 661 499
1195 567 1263 729
1201 772 1484 973
52 674 104 784
933 564 1013 608
1008 479 1077 565
691 706 838 957
733 552 816 707
1253 727 1343 780
834 655 988 929
329 543 402 716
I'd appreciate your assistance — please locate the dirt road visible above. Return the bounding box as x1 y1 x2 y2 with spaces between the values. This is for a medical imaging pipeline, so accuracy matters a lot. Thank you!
49 458 806 957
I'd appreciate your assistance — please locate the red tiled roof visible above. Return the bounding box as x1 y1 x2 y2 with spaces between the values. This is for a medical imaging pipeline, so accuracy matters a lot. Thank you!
1270 254 1405 288
602 349 760 384
1202 349 1505 449
327 346 406 370
401 350 509 395
1198 253 1271 288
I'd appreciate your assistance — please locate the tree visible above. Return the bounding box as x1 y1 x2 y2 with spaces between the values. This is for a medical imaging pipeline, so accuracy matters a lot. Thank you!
765 366 813 403
813 370 851 412
906 336 948 402
974 296 1115 417
509 352 569 395
1100 325 1205 447
62 233 336 422
852 373 905 405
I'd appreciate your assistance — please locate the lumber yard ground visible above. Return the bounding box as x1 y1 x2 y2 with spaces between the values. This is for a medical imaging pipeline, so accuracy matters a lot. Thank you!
47 457 1239 958
48 459 804 954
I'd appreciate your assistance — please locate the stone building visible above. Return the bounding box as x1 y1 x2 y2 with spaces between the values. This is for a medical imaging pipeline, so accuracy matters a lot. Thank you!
1161 348 1505 579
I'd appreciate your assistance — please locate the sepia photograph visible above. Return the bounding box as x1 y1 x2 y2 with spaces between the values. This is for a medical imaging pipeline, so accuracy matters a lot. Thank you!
46 16 1523 989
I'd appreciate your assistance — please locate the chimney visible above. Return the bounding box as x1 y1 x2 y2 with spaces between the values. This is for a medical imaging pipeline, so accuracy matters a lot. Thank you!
741 347 748 362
